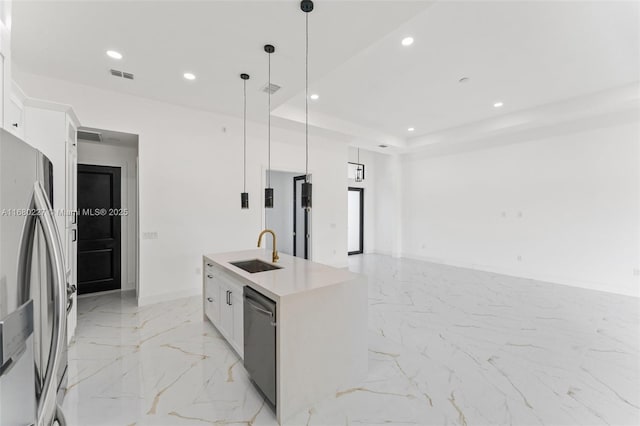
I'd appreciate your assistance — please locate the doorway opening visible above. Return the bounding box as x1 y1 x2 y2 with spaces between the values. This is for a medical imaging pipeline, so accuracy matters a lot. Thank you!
76 128 139 297
348 187 364 255
77 164 122 294
263 170 311 260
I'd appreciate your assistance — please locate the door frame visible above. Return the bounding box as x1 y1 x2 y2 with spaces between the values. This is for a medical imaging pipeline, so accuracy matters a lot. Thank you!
77 163 122 294
348 187 364 256
293 175 310 259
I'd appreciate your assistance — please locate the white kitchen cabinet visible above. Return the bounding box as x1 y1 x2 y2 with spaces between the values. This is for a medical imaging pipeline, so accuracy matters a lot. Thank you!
24 99 80 342
5 82 26 139
6 93 23 138
203 272 220 324
202 258 244 359
0 3 12 132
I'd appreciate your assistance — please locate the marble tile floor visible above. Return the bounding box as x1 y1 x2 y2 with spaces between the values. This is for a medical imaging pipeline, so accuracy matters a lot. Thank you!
63 254 640 425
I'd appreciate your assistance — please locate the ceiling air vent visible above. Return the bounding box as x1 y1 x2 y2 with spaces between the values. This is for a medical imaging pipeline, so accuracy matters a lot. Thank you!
109 69 134 80
262 83 281 94
77 130 102 143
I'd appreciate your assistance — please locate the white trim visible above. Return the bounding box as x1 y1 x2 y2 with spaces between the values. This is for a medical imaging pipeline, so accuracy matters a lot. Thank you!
23 96 80 126
137 287 201 307
10 80 27 106
77 288 135 299
400 252 639 299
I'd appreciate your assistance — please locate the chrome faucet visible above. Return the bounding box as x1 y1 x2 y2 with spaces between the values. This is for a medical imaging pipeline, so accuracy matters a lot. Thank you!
257 229 279 263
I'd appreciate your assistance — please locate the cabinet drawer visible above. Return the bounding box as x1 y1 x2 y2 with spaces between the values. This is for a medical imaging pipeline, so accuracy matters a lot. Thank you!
204 259 218 275
204 276 220 324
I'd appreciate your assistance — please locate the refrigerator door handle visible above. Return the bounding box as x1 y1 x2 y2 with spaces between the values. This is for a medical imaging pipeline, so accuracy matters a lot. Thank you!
17 182 68 426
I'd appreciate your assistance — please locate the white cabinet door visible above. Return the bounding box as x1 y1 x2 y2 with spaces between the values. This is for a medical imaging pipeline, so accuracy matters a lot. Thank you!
219 284 233 342
204 274 221 325
231 287 244 358
6 96 23 138
203 261 245 358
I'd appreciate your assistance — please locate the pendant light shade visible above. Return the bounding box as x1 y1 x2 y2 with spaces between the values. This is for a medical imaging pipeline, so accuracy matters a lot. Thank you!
301 0 313 210
264 44 275 209
240 73 250 209
264 187 274 208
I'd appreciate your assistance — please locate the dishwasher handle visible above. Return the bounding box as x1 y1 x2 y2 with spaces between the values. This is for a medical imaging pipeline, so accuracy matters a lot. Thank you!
246 301 276 326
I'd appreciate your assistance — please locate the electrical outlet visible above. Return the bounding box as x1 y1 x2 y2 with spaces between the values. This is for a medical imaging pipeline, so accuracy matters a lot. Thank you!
517 255 522 262
421 243 426 249
142 232 158 240
518 211 523 218
196 267 201 275
501 211 507 218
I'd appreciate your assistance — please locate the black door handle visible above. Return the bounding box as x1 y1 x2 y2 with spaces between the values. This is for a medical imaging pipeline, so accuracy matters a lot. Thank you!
72 229 77 242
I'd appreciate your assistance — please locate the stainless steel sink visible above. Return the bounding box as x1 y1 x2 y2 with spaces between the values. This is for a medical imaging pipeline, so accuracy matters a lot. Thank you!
229 259 282 273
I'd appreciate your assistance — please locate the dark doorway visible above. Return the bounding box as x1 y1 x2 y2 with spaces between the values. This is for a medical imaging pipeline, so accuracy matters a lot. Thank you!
293 175 310 259
77 164 121 295
348 187 364 255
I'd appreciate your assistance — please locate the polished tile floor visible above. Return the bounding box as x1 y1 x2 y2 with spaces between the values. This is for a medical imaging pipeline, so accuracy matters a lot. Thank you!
63 254 640 425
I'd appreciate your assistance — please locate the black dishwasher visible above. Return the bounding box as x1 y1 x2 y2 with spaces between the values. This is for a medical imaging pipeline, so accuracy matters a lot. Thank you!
243 286 277 407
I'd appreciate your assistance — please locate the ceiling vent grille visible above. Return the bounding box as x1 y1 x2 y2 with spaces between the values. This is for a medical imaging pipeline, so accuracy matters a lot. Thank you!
77 130 102 142
262 83 280 94
110 69 134 80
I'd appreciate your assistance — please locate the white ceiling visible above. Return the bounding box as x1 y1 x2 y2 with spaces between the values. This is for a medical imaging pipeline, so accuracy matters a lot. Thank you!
276 0 640 148
12 0 429 123
12 1 640 152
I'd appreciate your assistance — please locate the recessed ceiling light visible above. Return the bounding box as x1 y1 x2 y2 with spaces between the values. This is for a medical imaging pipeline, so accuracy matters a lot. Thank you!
310 93 319 100
183 73 196 81
106 50 122 60
493 101 504 108
401 36 414 47
408 127 415 132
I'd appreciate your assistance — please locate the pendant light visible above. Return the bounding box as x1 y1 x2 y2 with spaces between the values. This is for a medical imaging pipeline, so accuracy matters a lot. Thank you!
301 0 313 210
264 44 275 209
355 148 364 182
240 73 250 209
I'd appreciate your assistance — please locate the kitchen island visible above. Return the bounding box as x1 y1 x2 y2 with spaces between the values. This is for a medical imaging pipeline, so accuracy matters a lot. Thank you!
202 249 368 424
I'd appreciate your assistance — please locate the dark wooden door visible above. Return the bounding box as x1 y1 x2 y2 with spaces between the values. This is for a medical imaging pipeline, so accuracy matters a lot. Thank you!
77 164 121 295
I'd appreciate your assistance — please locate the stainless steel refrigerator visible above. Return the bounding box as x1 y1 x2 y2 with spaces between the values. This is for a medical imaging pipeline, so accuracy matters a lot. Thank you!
0 128 70 425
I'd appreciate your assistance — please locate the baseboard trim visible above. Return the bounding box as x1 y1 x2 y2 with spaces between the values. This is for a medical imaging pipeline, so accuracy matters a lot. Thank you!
399 252 638 298
77 288 135 299
137 287 201 307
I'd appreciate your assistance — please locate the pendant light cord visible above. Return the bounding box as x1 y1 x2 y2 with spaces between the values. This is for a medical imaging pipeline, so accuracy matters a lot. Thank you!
268 50 272 188
305 12 309 182
243 79 247 193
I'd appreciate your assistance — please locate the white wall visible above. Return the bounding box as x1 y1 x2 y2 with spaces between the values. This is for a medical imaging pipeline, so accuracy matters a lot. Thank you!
77 140 138 292
15 70 349 305
401 120 640 297
372 153 403 257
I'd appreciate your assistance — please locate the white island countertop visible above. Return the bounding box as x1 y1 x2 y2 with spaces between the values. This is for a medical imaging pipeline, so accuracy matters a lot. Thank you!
204 249 361 301
203 248 368 424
